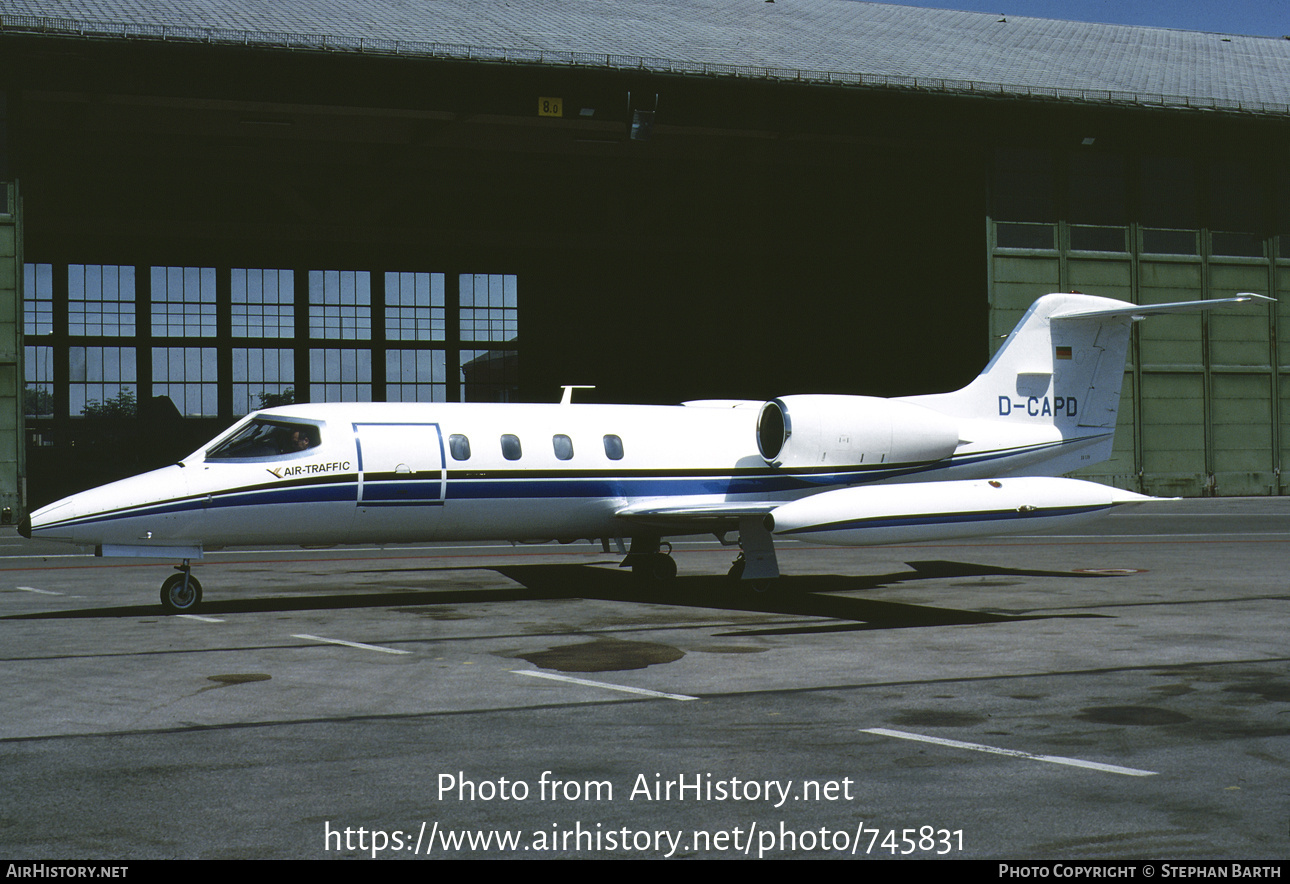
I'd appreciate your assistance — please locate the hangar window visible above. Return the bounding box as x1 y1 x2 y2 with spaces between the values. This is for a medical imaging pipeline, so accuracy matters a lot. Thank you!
23 263 53 336
153 347 218 417
603 434 624 460
233 348 295 415
233 269 295 338
310 348 372 402
207 419 321 459
448 434 471 461
386 349 447 402
151 266 217 337
70 346 137 417
1141 229 1198 256
24 345 54 419
460 274 517 343
1210 232 1264 258
501 434 522 461
461 348 518 402
69 265 135 337
309 270 372 340
995 223 1055 250
1069 226 1126 253
386 272 446 341
553 434 574 460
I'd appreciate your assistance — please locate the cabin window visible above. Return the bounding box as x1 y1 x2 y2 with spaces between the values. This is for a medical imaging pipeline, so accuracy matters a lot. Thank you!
448 434 471 461
207 419 321 459
553 434 574 460
501 434 522 461
603 434 624 460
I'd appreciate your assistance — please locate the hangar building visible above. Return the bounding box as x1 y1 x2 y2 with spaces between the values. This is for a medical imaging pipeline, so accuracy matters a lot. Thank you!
1 0 1288 511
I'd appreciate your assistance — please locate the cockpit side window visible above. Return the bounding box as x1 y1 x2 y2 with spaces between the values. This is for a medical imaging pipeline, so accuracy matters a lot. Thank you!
206 419 322 460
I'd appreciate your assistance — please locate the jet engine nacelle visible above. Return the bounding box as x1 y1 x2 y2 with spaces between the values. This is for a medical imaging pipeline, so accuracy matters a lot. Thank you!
756 394 960 468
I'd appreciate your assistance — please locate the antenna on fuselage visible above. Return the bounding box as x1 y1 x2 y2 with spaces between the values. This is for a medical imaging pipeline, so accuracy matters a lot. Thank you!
560 385 596 405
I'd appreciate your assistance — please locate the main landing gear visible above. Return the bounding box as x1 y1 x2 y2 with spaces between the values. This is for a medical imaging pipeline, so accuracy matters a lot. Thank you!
620 537 677 581
160 559 203 613
619 517 784 590
726 516 781 591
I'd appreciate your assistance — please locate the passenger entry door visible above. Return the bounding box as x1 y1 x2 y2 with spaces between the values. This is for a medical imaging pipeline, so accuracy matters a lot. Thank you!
353 422 447 507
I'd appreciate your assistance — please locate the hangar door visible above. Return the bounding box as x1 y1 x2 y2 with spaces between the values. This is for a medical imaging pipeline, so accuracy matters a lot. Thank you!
989 150 1286 497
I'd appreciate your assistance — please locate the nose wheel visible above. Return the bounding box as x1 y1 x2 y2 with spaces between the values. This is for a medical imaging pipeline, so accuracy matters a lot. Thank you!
160 561 203 613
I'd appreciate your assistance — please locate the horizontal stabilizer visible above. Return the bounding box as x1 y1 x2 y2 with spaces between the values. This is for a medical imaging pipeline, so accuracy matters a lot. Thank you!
1052 293 1273 321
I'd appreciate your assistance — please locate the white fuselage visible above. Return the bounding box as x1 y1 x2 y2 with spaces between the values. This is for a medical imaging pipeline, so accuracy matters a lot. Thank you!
25 290 1269 595
24 397 1089 553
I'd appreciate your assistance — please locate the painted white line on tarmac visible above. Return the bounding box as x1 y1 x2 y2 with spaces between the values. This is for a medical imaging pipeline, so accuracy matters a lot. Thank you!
862 727 1157 777
293 633 412 655
15 585 62 595
177 614 225 623
513 669 698 701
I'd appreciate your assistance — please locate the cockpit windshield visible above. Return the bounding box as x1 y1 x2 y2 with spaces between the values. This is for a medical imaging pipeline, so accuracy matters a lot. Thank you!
206 419 322 460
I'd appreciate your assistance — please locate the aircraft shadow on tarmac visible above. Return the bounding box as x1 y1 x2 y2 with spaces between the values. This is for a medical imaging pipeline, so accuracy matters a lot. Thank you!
2 559 1114 634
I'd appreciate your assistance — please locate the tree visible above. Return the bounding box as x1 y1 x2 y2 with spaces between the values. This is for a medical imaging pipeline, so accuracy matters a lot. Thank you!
256 387 295 409
23 386 54 418
81 389 138 419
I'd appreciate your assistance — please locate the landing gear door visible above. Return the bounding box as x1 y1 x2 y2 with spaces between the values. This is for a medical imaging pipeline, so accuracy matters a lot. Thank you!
353 423 447 506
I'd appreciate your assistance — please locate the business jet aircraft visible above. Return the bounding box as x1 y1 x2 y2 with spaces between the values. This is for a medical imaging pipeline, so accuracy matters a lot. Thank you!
20 292 1271 612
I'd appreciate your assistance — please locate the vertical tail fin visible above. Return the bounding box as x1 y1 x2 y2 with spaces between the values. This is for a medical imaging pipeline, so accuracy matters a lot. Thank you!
903 291 1271 453
906 293 1134 429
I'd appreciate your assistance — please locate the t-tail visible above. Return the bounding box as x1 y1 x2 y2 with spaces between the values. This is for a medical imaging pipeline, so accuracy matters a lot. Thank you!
902 292 1273 477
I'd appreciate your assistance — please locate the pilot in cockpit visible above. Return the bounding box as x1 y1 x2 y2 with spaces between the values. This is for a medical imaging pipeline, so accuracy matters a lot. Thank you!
283 428 317 453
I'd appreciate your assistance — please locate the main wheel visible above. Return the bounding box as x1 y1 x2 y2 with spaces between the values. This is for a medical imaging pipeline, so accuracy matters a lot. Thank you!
632 552 677 581
160 572 203 613
727 554 746 581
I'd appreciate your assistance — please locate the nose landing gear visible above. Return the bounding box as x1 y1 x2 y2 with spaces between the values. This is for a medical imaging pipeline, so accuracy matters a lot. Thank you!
160 560 203 613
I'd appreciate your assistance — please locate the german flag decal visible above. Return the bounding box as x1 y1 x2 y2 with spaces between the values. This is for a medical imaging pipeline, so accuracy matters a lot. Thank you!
1056 345 1073 360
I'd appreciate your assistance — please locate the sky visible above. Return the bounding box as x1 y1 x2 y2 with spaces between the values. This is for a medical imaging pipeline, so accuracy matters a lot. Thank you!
874 1 1290 37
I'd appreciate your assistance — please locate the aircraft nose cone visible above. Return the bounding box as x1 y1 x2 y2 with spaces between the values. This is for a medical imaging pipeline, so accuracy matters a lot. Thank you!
17 514 31 539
